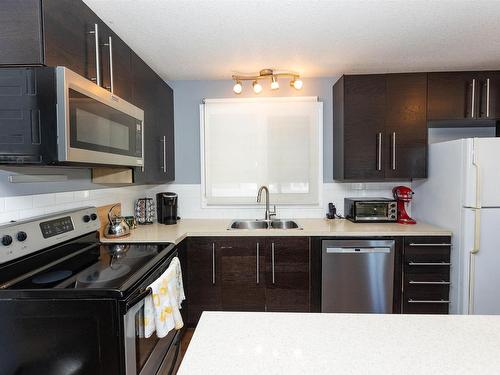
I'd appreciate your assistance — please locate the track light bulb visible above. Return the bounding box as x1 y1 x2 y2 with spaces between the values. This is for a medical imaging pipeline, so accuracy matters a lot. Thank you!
292 78 303 90
233 81 242 94
271 76 279 90
253 81 263 94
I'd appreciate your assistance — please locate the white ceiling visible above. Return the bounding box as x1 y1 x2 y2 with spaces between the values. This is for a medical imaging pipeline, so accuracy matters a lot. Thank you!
83 0 500 81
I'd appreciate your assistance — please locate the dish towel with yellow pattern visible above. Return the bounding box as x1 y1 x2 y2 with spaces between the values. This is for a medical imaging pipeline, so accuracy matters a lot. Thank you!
143 256 185 338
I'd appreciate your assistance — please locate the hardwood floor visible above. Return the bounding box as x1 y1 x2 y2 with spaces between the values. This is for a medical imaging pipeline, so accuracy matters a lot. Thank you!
177 328 195 371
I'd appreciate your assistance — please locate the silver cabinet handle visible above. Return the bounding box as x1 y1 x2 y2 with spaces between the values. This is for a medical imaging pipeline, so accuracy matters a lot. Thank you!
141 122 145 172
409 280 451 285
161 136 167 173
212 243 215 285
408 243 451 247
256 242 260 284
391 132 396 171
408 261 451 266
89 23 101 86
408 299 450 304
471 78 476 118
103 36 114 92
486 78 490 118
271 242 275 284
376 132 382 171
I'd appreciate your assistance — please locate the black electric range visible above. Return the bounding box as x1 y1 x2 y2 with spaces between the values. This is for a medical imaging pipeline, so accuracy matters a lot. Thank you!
0 207 182 375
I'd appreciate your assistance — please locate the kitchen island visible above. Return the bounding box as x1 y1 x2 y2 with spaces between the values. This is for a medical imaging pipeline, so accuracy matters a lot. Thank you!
177 311 500 375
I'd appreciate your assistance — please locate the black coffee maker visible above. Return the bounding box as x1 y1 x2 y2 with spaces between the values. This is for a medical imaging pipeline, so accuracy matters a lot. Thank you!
156 192 178 225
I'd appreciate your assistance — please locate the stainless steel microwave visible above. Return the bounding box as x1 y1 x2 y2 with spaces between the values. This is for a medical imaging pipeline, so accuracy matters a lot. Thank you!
56 67 144 167
344 198 397 222
0 66 143 167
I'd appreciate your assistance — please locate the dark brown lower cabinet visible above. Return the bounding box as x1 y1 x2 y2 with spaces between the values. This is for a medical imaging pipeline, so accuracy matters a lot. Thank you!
218 237 266 312
265 237 310 312
185 238 221 326
185 236 311 326
402 236 452 314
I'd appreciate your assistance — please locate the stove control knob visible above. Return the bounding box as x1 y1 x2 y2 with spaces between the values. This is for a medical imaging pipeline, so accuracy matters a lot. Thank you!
2 235 13 246
16 231 27 242
83 215 91 223
90 213 98 221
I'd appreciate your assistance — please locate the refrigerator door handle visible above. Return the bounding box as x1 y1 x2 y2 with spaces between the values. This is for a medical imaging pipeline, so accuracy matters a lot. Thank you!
471 139 481 255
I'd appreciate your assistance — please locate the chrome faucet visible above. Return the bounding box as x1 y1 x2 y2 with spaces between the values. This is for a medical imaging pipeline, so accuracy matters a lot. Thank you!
257 186 276 221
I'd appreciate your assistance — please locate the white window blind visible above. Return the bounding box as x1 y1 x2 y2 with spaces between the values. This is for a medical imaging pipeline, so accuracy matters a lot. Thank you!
201 97 322 206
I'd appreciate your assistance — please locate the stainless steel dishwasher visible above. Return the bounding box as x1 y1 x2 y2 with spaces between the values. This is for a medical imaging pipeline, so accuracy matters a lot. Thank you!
321 239 395 313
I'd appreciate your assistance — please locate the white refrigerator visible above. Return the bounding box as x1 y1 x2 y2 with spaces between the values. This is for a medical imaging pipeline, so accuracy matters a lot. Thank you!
413 137 500 314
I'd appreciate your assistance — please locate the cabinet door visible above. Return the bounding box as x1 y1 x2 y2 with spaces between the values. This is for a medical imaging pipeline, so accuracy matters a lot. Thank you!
427 72 477 120
384 73 427 179
217 238 266 311
186 238 221 326
0 0 44 65
42 0 101 82
99 24 133 102
158 81 175 182
343 75 386 180
265 237 310 312
131 52 160 184
477 71 500 120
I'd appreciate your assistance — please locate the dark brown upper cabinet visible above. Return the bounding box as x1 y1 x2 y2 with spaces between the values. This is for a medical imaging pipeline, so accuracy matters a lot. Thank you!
384 73 427 179
428 71 500 122
0 0 174 183
333 73 427 181
132 52 175 184
0 0 132 101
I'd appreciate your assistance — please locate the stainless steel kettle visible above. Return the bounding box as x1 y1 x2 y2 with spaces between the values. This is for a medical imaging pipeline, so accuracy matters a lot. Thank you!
104 204 131 238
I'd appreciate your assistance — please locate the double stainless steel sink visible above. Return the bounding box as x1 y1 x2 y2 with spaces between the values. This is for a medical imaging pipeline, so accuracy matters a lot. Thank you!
228 219 301 230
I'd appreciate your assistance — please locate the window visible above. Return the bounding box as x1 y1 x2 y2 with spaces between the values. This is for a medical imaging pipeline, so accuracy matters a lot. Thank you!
201 97 322 206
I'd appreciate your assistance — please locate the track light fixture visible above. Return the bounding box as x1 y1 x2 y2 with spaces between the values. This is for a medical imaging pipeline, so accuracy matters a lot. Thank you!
252 81 263 94
233 81 242 94
232 69 303 94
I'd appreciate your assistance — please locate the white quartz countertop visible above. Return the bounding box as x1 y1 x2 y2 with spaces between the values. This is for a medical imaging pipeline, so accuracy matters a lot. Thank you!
100 218 451 244
177 311 500 375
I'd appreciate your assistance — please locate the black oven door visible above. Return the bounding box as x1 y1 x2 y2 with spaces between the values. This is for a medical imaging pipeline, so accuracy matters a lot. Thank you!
122 249 181 375
124 298 178 375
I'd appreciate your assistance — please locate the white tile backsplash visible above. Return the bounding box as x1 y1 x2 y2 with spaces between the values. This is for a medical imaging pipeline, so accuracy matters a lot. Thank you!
32 193 56 208
73 190 90 201
55 191 75 204
0 185 151 225
5 196 34 211
0 181 411 225
147 182 409 219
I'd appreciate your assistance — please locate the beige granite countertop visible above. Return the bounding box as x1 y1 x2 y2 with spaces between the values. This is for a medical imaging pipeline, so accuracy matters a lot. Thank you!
100 218 451 244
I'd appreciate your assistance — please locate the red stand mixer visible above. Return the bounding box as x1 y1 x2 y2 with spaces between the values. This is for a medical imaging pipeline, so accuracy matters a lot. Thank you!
392 186 416 225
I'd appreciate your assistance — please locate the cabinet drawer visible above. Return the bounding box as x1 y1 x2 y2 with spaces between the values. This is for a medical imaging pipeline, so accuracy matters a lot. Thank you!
403 300 450 314
404 272 450 285
404 246 450 264
404 286 450 301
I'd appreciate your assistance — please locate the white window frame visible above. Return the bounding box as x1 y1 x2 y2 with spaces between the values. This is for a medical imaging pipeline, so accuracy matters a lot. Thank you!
200 96 323 209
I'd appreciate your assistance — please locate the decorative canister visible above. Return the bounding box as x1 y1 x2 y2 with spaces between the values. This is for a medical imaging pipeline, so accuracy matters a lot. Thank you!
134 197 155 224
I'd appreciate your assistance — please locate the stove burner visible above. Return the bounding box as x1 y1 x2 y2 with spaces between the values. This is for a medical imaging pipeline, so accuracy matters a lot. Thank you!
77 263 131 285
32 270 73 285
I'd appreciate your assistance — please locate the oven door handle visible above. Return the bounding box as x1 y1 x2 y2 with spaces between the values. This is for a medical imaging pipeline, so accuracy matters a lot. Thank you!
126 287 152 311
